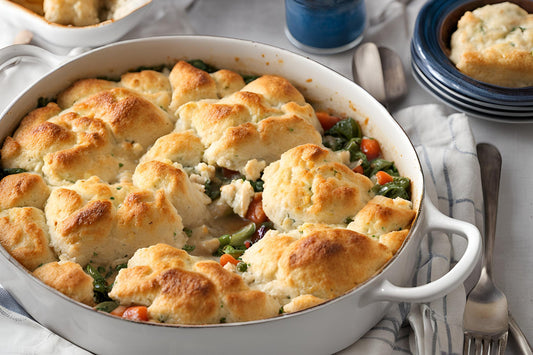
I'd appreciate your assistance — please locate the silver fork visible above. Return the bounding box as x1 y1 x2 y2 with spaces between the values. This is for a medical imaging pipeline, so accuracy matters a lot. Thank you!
463 143 508 355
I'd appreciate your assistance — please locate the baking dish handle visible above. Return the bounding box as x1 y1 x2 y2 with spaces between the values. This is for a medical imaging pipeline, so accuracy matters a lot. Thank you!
0 44 65 73
361 196 482 304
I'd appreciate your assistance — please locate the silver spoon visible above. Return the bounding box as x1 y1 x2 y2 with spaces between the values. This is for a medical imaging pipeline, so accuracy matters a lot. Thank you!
352 42 407 111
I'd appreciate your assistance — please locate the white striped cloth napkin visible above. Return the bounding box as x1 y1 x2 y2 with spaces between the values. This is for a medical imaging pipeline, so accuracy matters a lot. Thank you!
340 104 483 355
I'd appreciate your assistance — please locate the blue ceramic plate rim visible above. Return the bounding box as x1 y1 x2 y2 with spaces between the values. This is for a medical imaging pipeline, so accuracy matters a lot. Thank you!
412 61 533 123
412 58 533 119
411 44 533 111
412 0 533 104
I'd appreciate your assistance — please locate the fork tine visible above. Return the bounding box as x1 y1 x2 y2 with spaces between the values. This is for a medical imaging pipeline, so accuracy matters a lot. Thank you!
482 338 490 355
496 333 508 355
473 337 482 354
463 335 471 355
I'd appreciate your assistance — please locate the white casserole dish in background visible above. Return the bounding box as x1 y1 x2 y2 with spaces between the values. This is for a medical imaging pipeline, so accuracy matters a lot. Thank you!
0 36 481 355
0 0 152 47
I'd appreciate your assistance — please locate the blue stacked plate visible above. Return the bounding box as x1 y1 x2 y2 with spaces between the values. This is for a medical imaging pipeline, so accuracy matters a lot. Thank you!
411 0 533 123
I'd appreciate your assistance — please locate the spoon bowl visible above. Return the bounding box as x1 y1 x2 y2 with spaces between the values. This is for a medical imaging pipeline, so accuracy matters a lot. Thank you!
352 42 407 110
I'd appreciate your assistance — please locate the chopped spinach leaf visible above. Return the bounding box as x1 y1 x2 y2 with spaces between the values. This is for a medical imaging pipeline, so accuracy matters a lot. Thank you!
86 264 112 303
325 118 361 141
37 97 56 108
242 74 260 84
249 179 264 192
95 301 119 313
368 159 399 177
372 176 411 200
187 59 218 73
182 244 195 252
204 179 221 200
0 168 27 180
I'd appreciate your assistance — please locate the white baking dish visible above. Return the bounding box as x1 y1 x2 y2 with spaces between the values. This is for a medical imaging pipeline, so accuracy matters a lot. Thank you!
0 0 152 47
0 36 481 355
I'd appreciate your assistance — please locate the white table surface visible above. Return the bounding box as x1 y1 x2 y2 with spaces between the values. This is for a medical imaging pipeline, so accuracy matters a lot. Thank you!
185 0 533 352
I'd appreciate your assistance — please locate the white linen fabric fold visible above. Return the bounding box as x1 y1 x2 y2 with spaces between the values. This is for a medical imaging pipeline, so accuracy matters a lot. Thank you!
339 104 483 355
0 0 483 354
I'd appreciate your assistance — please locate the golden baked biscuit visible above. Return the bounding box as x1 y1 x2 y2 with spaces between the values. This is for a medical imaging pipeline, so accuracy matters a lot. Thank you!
449 2 533 87
0 101 130 185
262 144 374 230
42 112 119 184
169 61 246 112
210 69 247 98
282 294 326 314
140 131 204 167
1 103 68 174
70 87 173 149
33 261 94 305
178 75 322 175
0 173 50 210
120 70 172 112
43 0 100 26
110 244 280 324
132 160 211 227
347 195 415 237
45 177 186 266
169 61 218 112
177 100 251 146
57 79 118 109
0 207 56 271
204 115 322 174
241 227 395 302
378 229 410 254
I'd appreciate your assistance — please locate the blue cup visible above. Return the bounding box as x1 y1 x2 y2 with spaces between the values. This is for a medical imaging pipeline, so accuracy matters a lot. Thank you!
284 0 366 54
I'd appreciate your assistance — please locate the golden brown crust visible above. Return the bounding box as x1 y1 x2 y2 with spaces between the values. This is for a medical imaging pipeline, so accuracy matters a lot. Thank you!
43 0 100 26
132 160 211 227
110 244 280 324
204 115 322 172
140 131 204 167
262 144 373 230
33 261 94 305
243 227 395 301
120 70 172 111
347 195 415 237
57 79 118 109
210 69 246 98
169 61 218 112
449 2 533 87
70 87 173 148
46 178 186 266
0 173 50 210
283 294 326 314
0 207 56 271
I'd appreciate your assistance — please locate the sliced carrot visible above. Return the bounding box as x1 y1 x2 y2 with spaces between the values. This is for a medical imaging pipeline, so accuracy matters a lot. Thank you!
352 165 364 174
361 138 382 161
316 111 342 131
245 193 268 225
122 306 149 322
110 305 127 317
376 171 394 185
220 253 239 266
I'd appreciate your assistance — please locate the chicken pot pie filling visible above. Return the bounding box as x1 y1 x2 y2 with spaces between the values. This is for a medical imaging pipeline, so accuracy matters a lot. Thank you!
0 60 415 324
